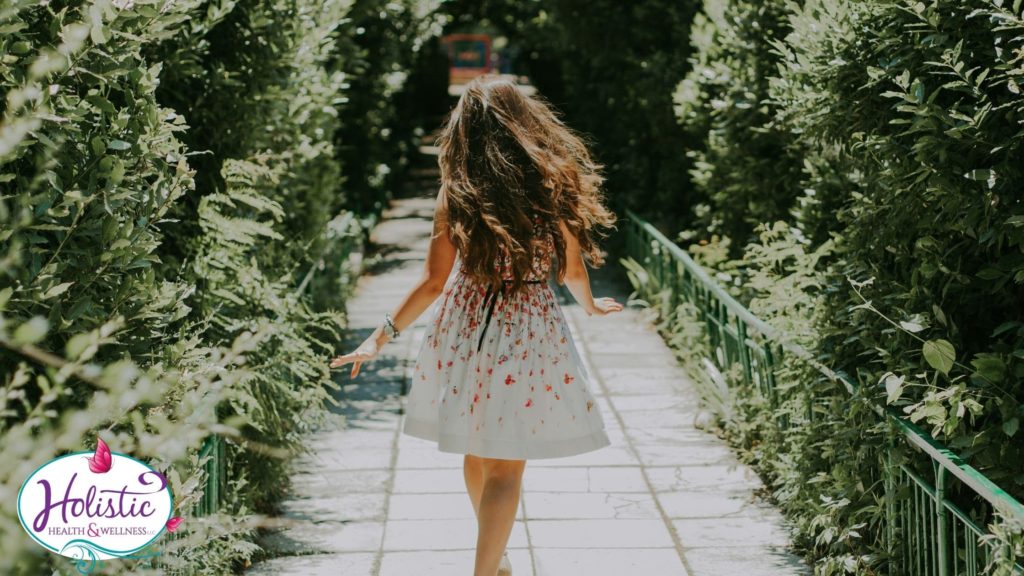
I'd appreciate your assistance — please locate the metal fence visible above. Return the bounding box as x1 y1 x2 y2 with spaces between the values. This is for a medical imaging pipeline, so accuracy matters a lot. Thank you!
624 209 1024 575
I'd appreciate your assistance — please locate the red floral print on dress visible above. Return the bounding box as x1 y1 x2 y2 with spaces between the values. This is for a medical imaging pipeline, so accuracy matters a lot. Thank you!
403 214 608 456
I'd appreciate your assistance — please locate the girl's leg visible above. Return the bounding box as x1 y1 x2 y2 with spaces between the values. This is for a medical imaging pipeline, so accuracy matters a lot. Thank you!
473 456 526 576
464 454 484 517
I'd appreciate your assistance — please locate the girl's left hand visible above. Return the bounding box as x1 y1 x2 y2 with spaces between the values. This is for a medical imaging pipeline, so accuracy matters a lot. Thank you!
329 340 379 378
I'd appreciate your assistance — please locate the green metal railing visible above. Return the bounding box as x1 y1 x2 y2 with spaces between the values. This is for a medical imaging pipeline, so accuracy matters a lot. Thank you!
192 435 226 517
624 209 1024 575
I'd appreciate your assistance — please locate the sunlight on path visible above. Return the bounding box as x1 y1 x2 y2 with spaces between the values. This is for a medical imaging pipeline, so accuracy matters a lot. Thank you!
246 195 810 576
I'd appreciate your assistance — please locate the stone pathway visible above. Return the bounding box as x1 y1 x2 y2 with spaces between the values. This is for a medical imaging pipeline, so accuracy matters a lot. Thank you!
247 194 810 575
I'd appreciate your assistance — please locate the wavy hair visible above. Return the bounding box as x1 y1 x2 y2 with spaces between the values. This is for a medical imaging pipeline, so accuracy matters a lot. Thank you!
438 75 617 293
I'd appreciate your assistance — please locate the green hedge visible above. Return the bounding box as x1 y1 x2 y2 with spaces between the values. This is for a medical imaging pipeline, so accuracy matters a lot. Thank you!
0 0 440 573
671 0 1024 572
673 0 803 251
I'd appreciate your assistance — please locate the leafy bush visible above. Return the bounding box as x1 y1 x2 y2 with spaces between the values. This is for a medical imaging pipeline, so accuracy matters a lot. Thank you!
663 0 1024 572
0 0 441 573
674 0 802 251
782 0 1024 473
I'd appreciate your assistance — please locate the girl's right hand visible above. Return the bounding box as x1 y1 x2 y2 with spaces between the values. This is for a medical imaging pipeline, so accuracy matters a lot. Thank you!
589 296 624 316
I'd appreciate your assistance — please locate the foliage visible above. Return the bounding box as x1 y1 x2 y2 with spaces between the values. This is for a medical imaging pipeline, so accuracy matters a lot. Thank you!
662 0 1024 571
439 0 700 228
335 0 446 215
674 0 803 251
776 0 1024 479
535 0 700 225
0 0 441 572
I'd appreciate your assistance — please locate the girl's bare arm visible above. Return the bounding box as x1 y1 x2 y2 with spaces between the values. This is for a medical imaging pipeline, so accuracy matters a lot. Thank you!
330 191 457 376
558 219 623 316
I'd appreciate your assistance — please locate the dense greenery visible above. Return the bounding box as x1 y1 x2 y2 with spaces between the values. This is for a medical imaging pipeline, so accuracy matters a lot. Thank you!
663 0 1024 573
673 0 802 251
0 0 440 573
5 0 1023 572
441 0 700 227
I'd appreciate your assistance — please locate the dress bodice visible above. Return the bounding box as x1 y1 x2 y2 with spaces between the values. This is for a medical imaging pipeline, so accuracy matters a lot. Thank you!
453 214 555 284
494 215 554 282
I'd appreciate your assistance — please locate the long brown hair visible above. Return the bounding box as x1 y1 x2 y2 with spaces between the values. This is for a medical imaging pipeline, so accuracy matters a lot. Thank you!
438 75 617 293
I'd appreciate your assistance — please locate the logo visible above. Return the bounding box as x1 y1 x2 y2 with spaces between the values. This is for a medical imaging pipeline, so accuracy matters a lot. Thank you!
17 437 184 574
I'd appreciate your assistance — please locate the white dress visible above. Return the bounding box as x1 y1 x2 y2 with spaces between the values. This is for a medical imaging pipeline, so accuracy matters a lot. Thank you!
401 217 611 460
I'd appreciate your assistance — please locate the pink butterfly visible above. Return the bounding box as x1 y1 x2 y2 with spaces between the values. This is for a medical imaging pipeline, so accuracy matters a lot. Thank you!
166 517 184 532
85 437 112 474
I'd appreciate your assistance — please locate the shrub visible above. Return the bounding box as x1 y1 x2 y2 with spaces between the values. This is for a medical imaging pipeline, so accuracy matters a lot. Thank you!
674 0 803 251
0 0 441 572
660 0 1024 571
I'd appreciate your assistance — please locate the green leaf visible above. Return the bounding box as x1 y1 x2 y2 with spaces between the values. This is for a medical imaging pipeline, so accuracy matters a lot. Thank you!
65 332 94 361
884 373 905 404
899 320 925 333
107 140 132 151
970 355 1006 384
963 169 991 181
42 282 74 299
0 287 12 310
922 339 955 375
1004 418 1019 438
12 316 49 346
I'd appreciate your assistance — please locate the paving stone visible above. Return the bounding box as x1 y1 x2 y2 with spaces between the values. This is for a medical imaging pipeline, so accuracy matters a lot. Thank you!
534 547 688 576
394 446 465 469
305 428 396 450
379 547 535 576
258 520 384 554
387 493 493 520
587 466 649 492
646 465 764 493
602 376 696 396
625 425 717 446
673 515 793 548
247 553 376 575
588 351 684 369
657 490 772 519
292 446 393 472
633 442 739 467
610 394 701 412
529 519 675 548
617 407 704 430
595 366 691 384
521 466 590 492
392 468 471 493
523 491 661 520
382 518 529 551
684 546 810 576
529 444 640 467
280 493 388 523
288 469 391 495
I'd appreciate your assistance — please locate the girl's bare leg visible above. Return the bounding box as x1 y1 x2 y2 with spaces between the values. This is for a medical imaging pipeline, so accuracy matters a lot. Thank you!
471 456 525 576
464 454 484 517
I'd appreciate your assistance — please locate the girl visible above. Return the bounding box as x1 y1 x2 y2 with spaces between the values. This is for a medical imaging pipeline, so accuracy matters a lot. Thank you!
330 74 623 576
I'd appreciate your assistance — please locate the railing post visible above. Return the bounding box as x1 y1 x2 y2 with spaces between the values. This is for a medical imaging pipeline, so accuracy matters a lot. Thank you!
737 320 753 390
936 465 949 576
